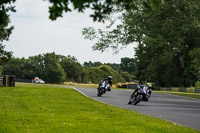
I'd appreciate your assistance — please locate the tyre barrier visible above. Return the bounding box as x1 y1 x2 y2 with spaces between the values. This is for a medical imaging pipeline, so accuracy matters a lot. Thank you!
160 87 200 93
0 75 15 87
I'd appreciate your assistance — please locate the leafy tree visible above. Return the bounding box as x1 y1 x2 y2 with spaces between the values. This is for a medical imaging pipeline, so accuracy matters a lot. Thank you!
189 48 200 82
0 1 15 74
80 68 89 83
0 0 15 42
120 57 136 74
93 61 102 67
0 44 12 65
83 61 102 67
133 0 200 87
3 57 36 79
87 64 125 84
83 61 93 67
105 63 121 73
3 58 24 78
27 55 45 79
98 65 124 84
41 53 66 83
83 60 135 82
120 72 134 82
0 0 164 77
60 55 83 83
83 0 200 87
3 53 67 84
195 81 200 87
43 63 66 84
87 67 106 84
48 0 164 22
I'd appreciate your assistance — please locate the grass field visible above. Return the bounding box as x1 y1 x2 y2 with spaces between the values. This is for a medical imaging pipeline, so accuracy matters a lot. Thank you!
0 85 199 133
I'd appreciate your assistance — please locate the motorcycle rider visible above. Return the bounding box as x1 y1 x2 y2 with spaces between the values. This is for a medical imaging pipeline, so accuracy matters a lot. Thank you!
98 76 112 91
129 85 142 102
144 82 153 97
130 82 151 102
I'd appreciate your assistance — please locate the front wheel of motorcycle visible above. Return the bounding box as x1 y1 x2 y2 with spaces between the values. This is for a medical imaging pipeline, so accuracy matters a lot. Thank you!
97 90 102 97
128 98 133 104
133 96 142 105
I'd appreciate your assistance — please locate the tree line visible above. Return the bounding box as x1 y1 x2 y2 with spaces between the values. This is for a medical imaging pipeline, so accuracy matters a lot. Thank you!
1 0 200 87
0 0 160 78
2 52 136 84
82 0 200 87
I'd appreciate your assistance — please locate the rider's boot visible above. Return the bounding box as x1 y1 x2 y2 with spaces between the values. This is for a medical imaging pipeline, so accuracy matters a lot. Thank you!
107 87 111 91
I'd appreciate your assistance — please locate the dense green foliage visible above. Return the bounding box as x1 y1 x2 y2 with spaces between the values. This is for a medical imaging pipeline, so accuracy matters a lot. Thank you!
0 0 15 42
0 0 15 74
0 44 12 66
0 85 198 132
120 57 136 74
82 0 200 87
195 81 200 88
84 58 136 84
3 53 135 84
60 55 83 82
0 0 162 75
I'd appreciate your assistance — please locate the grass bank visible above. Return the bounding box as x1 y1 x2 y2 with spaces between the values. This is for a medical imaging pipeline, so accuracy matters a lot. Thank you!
157 91 200 99
0 85 199 133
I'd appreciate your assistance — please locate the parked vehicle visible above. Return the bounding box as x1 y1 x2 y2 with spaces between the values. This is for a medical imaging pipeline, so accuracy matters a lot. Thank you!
34 77 45 84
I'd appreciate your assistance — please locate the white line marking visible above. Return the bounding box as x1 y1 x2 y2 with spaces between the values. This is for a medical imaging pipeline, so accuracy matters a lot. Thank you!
72 87 114 107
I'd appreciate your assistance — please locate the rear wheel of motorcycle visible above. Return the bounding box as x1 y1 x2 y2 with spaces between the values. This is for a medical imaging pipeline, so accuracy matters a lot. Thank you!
97 90 102 97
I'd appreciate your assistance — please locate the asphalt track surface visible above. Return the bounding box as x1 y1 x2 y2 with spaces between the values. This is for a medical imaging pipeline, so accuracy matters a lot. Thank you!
74 87 200 131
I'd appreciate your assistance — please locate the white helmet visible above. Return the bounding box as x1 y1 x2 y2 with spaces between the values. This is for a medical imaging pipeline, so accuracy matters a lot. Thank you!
108 76 112 79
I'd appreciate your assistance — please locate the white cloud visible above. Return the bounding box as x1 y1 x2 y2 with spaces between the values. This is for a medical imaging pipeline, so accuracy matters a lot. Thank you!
4 0 136 64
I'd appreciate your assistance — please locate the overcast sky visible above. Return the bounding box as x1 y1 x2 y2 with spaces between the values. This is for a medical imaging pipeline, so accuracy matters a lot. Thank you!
4 0 137 64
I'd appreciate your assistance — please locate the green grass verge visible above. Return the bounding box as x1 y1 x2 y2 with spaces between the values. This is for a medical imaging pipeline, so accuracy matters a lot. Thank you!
156 91 200 99
0 85 199 133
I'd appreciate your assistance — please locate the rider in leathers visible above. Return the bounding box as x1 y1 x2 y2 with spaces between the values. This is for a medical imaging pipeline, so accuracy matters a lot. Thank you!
98 76 112 91
130 82 152 102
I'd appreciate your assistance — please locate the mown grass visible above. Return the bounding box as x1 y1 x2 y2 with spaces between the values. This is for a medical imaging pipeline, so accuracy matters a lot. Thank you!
157 91 200 99
0 85 199 133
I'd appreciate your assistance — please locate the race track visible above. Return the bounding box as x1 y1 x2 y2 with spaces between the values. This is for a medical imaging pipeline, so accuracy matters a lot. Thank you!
74 87 200 131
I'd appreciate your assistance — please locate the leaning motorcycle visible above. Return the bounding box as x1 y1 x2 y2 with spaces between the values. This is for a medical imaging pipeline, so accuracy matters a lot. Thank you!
128 88 149 105
97 80 109 97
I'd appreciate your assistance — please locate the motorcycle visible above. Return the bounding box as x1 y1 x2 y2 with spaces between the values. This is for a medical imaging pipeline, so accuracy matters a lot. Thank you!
97 80 109 97
128 87 150 105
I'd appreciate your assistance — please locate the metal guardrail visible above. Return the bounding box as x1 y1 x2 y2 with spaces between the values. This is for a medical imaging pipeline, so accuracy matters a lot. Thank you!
15 79 33 83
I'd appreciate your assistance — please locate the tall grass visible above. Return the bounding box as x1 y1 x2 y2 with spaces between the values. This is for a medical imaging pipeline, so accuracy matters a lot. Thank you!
0 86 199 133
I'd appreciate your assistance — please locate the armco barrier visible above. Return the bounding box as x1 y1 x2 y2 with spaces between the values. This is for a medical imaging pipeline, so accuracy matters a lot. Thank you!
160 87 200 93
